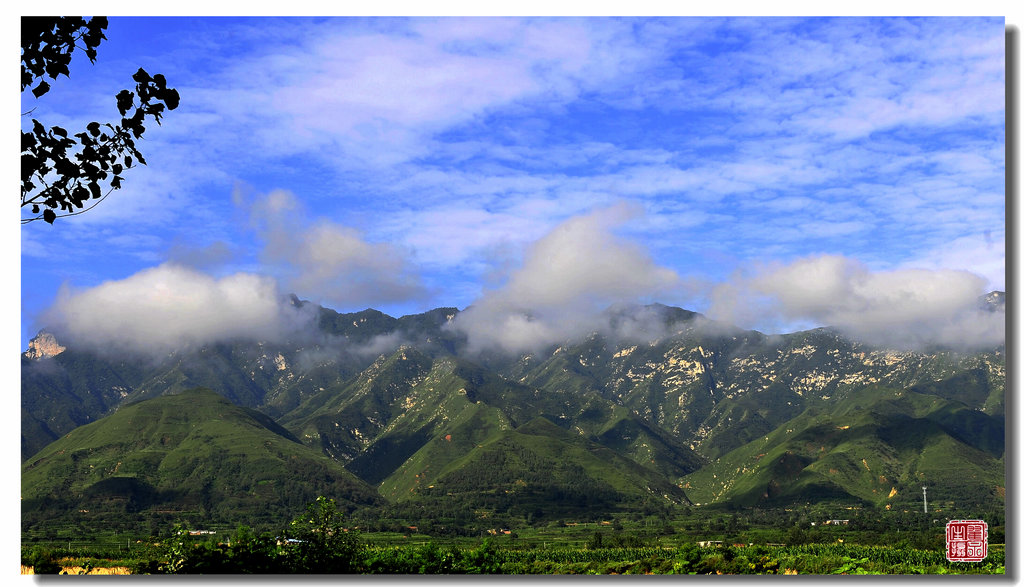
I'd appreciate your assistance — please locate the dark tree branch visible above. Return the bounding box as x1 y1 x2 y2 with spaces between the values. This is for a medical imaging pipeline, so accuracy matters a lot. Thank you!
21 16 178 224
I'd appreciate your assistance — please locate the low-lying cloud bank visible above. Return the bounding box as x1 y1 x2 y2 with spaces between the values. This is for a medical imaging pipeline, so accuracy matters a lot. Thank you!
37 202 691 360
37 206 1002 360
450 203 684 354
707 254 1004 350
43 263 318 357
36 188 434 361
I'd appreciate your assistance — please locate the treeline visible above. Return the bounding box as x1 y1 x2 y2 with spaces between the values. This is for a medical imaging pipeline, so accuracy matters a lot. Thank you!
25 538 1006 575
23 496 1006 574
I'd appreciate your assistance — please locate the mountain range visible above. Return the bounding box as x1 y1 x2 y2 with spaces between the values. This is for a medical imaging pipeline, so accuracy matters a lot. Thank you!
21 295 1005 531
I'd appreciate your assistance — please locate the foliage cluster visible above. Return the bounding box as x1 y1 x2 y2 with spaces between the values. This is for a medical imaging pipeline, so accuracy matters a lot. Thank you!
140 497 506 574
22 540 1007 576
21 16 179 223
157 497 364 574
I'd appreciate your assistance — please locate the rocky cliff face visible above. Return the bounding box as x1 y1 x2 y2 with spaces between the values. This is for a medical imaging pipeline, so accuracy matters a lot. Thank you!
23 332 65 359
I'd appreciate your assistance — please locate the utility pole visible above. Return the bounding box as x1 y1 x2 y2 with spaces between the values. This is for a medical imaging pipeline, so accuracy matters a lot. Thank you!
922 486 928 514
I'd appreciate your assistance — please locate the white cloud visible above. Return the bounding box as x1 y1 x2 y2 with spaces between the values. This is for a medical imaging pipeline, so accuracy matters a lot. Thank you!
43 263 316 356
707 254 1004 349
495 203 677 307
451 202 681 354
904 232 1005 292
240 189 428 308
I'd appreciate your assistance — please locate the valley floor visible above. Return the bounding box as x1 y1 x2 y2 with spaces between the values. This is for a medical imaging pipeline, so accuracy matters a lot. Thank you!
22 531 1006 575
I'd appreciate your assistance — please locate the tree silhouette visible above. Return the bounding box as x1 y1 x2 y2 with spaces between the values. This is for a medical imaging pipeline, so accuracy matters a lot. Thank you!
21 16 179 224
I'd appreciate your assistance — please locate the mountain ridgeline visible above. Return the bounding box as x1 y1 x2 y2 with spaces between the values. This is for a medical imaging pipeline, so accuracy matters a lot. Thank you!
21 295 1005 531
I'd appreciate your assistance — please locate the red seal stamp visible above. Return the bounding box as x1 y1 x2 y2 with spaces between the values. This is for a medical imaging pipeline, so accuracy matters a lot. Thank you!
946 520 988 562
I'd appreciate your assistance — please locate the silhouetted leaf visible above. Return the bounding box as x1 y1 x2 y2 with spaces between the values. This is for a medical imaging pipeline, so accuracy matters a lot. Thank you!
116 89 133 116
54 158 79 178
44 60 70 79
31 80 50 98
164 88 180 110
42 209 55 224
22 154 39 181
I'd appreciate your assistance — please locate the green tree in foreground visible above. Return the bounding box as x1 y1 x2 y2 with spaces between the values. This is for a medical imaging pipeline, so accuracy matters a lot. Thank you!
283 496 364 573
22 546 61 574
21 16 179 224
156 497 364 574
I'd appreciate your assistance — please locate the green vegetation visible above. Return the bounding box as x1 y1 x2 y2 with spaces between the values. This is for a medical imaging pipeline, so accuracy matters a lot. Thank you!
409 415 690 519
22 389 380 535
683 385 1005 508
21 497 1006 575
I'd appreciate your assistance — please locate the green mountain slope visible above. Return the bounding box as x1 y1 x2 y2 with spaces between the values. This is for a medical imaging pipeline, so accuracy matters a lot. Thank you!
681 386 1004 510
377 399 513 500
21 350 150 459
22 388 380 533
20 297 1004 527
282 347 703 500
20 302 462 459
281 347 440 464
408 416 691 518
281 350 525 501
506 320 1004 459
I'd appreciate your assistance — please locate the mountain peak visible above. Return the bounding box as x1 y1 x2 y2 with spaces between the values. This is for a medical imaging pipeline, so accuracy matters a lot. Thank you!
23 331 65 360
982 291 1005 312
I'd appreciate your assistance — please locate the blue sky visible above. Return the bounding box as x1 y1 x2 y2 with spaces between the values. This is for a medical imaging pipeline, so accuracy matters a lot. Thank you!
19 16 1008 353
